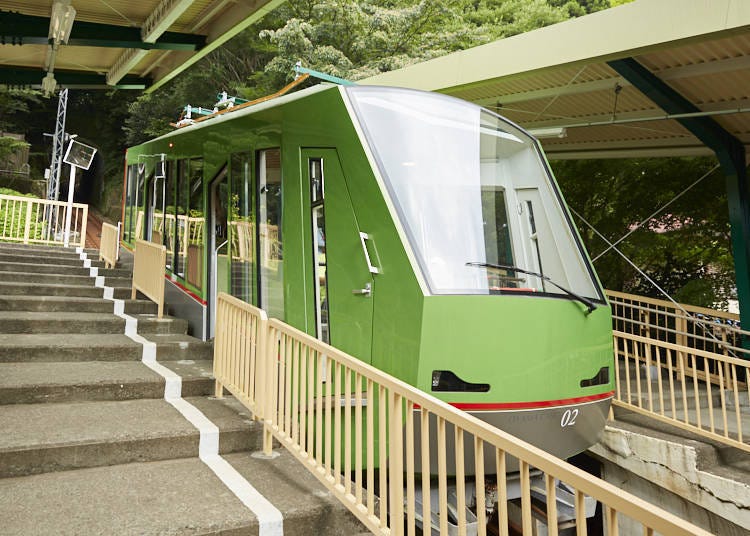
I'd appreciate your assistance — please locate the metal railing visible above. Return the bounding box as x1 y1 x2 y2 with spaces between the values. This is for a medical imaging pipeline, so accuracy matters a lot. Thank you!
0 194 88 249
131 238 166 318
213 293 710 536
606 290 749 453
612 330 750 453
99 222 119 269
607 290 746 359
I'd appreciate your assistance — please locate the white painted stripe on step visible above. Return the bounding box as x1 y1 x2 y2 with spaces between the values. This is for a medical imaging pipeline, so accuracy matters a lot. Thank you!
112 298 124 316
202 454 284 535
93 275 284 535
169 397 219 457
141 358 182 400
89 266 98 278
83 258 91 268
76 247 83 254
94 275 104 288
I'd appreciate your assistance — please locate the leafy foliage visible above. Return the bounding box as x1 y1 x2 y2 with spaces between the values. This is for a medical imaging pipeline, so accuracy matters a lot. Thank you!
0 136 29 163
551 158 734 308
124 0 610 143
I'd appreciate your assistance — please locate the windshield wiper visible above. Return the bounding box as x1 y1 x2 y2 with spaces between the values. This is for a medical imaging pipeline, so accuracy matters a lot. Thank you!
466 262 598 315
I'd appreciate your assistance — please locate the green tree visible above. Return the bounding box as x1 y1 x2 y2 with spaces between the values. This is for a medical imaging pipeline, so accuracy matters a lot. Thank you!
551 157 734 308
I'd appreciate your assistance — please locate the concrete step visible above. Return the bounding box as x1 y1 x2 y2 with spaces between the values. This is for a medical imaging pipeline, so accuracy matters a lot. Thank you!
134 313 190 335
0 333 212 362
0 295 113 313
149 333 214 361
0 280 104 298
0 295 157 314
0 260 132 279
0 311 125 334
0 269 96 286
0 396 258 478
0 260 92 276
0 269 133 289
0 360 214 404
0 251 107 269
98 266 133 278
0 243 98 258
0 450 364 535
0 334 141 362
0 311 188 335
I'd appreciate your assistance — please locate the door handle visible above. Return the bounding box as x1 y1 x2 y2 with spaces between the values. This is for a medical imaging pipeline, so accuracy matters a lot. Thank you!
352 283 371 297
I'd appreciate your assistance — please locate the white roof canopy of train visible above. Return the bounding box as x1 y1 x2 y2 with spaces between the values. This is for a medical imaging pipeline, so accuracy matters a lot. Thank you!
0 0 283 91
360 0 750 161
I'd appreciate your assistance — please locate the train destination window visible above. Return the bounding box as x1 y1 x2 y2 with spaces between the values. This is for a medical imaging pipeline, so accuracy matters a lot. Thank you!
347 86 602 301
258 148 284 319
309 158 329 344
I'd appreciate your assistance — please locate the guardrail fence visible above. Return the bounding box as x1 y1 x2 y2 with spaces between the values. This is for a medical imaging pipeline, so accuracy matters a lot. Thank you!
131 238 166 318
607 290 746 359
214 293 710 536
0 194 88 249
99 222 119 269
612 329 750 453
607 291 749 453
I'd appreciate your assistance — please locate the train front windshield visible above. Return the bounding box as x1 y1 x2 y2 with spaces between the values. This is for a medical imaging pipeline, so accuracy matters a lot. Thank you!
348 86 602 301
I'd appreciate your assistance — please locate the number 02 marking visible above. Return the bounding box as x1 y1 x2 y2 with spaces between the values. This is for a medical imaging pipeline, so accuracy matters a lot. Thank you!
560 409 579 427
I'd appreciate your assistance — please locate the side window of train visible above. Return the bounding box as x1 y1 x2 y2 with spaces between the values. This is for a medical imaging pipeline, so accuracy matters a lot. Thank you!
258 148 284 319
186 158 204 290
309 158 329 344
123 164 139 244
229 152 256 305
134 164 146 241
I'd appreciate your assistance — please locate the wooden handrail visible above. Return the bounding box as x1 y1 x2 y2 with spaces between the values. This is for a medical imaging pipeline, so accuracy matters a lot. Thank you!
99 222 119 269
131 238 166 318
0 194 88 248
214 293 711 536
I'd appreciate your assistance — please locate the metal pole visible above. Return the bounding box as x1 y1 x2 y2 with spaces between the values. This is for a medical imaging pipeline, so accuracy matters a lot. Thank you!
46 88 68 240
63 165 76 248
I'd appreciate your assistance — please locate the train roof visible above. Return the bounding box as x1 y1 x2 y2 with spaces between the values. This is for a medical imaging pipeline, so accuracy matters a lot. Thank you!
130 83 513 149
136 83 337 146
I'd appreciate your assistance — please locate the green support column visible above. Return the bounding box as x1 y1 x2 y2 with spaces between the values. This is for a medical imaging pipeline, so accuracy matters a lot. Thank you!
609 58 750 344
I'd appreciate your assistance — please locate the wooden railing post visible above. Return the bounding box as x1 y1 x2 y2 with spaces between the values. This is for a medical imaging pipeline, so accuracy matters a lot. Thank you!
23 199 32 244
131 239 166 317
79 205 88 249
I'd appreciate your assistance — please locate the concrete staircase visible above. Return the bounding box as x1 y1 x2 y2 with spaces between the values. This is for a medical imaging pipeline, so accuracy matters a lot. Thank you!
0 243 364 535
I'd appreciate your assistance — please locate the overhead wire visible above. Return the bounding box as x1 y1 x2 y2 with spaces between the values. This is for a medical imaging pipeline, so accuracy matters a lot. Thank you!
592 163 721 262
570 206 741 357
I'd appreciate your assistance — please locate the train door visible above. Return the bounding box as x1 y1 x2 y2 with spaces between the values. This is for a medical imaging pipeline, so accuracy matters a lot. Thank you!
303 149 374 364
208 166 229 337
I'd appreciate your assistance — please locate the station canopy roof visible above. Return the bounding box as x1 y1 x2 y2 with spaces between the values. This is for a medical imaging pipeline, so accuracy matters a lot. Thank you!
0 0 282 92
361 0 750 160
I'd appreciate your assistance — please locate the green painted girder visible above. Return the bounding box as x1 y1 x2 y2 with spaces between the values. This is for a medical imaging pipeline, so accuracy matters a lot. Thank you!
609 57 750 343
0 66 149 89
0 11 205 50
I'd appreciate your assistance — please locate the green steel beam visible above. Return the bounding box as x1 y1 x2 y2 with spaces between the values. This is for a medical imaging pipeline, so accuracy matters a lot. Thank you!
294 65 355 86
0 11 205 50
0 66 149 89
609 57 750 341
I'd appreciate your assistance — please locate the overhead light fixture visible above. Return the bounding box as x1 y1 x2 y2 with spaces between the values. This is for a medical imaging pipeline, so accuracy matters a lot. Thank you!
41 73 57 96
49 0 76 45
527 127 568 139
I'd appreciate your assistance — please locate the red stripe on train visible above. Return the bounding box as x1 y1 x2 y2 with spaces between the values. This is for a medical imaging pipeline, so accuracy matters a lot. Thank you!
449 391 614 411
